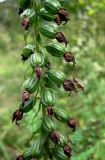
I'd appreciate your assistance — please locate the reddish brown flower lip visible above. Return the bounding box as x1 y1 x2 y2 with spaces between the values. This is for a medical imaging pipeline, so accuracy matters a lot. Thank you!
47 106 54 116
12 109 23 125
73 77 84 91
22 16 30 30
35 66 43 80
68 118 76 132
58 8 70 25
64 144 72 157
55 14 62 25
63 79 77 95
64 52 76 66
55 32 68 46
51 130 60 143
22 91 30 103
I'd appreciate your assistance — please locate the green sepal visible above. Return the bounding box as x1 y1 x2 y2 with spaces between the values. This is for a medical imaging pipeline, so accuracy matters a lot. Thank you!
20 9 35 19
42 116 56 133
46 43 65 57
23 148 32 160
54 107 69 123
53 147 69 160
40 8 55 21
20 9 35 26
31 139 43 158
40 23 58 39
44 0 62 14
47 70 66 86
22 44 35 60
30 52 45 68
23 76 39 94
59 134 68 146
20 97 36 113
44 75 58 90
41 88 56 106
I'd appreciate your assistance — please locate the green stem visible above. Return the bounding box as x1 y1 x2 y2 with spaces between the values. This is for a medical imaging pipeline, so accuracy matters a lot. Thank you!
42 106 49 160
33 0 41 52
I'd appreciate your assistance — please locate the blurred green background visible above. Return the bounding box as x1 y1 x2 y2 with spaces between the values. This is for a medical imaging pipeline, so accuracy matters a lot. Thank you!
0 0 105 160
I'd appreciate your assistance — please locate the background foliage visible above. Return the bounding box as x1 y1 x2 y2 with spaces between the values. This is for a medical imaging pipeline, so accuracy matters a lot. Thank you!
0 0 105 160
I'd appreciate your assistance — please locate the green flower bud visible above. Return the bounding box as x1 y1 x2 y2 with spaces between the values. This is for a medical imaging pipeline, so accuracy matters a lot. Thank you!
44 75 58 90
20 9 35 20
30 53 45 68
40 8 55 21
54 107 69 123
23 76 39 94
31 139 43 158
21 44 34 61
59 134 68 146
44 0 62 14
23 148 32 160
21 9 35 30
42 116 56 133
40 24 68 45
20 97 36 113
40 23 58 39
41 88 56 106
46 43 65 57
53 147 69 160
47 70 66 86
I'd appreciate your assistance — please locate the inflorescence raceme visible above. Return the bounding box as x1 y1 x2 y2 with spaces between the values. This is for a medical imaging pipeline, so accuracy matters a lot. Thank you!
13 0 84 160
